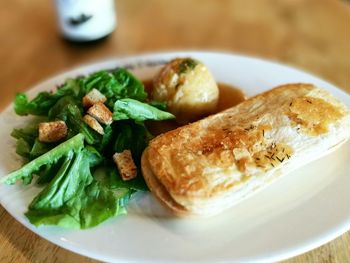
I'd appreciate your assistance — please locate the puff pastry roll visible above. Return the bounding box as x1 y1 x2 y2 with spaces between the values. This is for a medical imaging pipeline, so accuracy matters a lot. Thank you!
141 84 350 216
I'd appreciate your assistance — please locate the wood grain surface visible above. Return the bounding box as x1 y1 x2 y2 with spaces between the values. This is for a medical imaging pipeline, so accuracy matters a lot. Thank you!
1 0 350 262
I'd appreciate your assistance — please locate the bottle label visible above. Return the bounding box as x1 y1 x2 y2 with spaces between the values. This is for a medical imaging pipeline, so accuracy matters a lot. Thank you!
55 0 117 41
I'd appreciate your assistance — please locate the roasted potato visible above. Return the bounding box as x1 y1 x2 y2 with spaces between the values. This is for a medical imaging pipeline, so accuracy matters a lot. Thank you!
152 58 219 124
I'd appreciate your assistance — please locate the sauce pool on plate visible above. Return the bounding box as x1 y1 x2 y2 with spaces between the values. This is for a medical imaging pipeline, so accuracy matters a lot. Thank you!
143 79 246 135
216 83 247 112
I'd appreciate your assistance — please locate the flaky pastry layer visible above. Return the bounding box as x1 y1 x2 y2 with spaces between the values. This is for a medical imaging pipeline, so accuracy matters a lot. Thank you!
141 84 350 216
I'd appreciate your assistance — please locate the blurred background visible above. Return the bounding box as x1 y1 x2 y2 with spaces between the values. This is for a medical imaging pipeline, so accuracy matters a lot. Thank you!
1 0 350 262
2 0 350 109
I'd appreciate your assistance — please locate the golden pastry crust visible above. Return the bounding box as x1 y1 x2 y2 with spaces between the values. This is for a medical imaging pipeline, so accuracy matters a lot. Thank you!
141 83 350 216
141 149 190 216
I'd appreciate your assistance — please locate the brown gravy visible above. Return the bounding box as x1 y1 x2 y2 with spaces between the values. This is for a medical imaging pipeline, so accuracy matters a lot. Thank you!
216 83 247 112
143 80 246 136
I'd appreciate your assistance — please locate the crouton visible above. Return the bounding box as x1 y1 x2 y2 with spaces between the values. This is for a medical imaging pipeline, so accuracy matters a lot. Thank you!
38 121 68 143
87 102 113 125
83 115 104 135
82 88 107 108
113 150 137 181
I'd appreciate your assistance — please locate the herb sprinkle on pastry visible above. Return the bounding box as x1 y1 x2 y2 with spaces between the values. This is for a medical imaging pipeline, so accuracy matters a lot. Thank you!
141 83 350 216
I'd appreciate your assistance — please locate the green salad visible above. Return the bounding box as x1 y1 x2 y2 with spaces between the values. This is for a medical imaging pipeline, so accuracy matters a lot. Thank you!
0 68 174 229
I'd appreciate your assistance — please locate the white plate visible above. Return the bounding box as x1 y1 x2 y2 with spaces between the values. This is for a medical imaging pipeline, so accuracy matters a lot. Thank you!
1 51 350 263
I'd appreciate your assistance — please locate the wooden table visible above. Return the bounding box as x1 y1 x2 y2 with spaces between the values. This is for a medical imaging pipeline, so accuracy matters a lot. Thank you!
1 0 350 262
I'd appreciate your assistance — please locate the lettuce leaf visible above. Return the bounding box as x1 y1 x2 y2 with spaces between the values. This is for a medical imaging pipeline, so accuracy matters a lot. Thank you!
25 147 132 229
14 68 147 117
113 98 174 122
3 134 132 229
79 68 147 108
51 97 100 145
5 67 173 229
95 166 148 192
1 134 85 185
14 83 79 116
